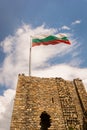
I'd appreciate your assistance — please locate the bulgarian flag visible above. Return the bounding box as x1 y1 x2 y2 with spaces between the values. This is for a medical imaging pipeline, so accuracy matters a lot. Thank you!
32 34 71 47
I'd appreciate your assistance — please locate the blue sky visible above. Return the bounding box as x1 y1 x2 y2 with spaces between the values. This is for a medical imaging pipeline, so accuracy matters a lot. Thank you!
0 0 87 129
0 0 87 40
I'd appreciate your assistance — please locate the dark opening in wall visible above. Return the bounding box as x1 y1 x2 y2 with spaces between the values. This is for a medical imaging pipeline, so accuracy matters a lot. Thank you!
40 111 51 130
52 97 54 103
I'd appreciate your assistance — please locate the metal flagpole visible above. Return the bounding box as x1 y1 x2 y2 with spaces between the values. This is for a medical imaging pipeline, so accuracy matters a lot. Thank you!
29 36 32 76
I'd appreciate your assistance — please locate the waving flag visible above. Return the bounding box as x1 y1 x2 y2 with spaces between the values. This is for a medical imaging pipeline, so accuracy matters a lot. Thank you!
29 34 71 76
32 34 71 47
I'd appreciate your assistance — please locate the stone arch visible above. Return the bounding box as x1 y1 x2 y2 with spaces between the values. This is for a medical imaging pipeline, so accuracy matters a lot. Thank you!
40 111 51 130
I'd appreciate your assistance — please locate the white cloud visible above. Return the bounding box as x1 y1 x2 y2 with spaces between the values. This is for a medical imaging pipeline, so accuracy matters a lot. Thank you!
32 64 87 85
0 89 15 130
68 58 83 67
0 24 86 130
72 20 81 25
60 25 70 30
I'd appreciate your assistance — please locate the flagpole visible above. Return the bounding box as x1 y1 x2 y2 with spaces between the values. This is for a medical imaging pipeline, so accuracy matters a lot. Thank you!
29 36 32 76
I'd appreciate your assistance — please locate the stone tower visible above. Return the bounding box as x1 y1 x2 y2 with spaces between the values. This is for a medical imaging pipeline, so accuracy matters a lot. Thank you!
10 74 87 130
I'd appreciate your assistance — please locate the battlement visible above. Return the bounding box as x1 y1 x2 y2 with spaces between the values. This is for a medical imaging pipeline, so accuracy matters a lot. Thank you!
10 75 87 130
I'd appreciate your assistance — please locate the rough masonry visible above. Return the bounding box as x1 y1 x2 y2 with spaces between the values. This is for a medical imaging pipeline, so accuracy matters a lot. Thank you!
10 74 87 130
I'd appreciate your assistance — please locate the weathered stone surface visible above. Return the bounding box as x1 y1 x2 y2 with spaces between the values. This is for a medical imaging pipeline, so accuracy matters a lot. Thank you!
10 75 87 130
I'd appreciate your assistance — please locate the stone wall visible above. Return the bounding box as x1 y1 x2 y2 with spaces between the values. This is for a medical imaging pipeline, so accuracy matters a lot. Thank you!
10 74 87 130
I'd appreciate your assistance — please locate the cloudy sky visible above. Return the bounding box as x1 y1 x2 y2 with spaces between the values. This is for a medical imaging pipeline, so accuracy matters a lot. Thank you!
0 0 87 129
